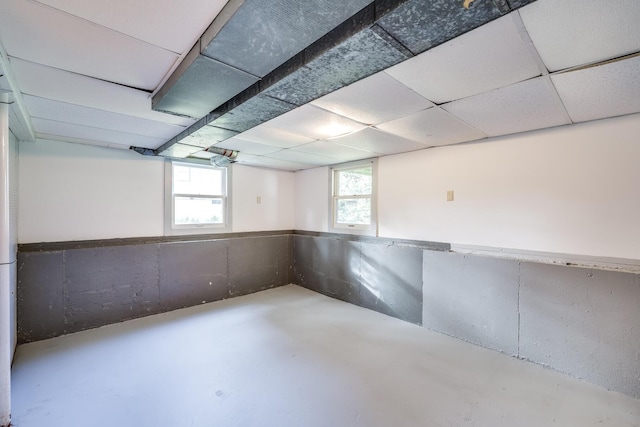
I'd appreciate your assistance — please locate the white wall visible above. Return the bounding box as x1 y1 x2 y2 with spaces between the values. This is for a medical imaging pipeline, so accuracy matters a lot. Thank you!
295 113 640 260
231 164 295 232
294 166 329 232
19 139 165 243
19 140 297 243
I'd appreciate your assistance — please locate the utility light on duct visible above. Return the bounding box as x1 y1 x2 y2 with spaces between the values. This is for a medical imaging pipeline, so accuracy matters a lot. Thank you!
207 146 239 167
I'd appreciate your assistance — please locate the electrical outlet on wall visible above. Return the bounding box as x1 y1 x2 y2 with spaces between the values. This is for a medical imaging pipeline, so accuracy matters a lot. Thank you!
447 190 454 202
256 196 262 204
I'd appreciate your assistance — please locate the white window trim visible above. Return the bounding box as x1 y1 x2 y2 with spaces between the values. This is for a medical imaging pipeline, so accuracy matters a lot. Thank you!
164 159 232 236
328 158 378 236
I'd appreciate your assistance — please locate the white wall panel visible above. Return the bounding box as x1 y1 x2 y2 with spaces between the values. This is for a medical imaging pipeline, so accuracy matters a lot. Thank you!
231 164 295 232
294 166 329 232
377 113 640 259
19 139 165 243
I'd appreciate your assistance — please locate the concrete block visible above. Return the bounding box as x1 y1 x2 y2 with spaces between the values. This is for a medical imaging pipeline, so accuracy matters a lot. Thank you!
65 244 161 331
360 243 423 325
423 251 519 355
159 240 228 310
17 252 65 343
229 236 284 297
520 263 640 398
293 235 317 291
314 237 361 304
279 234 294 285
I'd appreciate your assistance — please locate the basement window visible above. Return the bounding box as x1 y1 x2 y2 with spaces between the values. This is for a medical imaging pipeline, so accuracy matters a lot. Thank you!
330 159 377 236
165 160 230 234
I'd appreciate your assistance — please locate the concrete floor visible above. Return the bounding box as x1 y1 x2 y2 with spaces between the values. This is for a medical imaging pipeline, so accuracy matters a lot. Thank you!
11 285 640 427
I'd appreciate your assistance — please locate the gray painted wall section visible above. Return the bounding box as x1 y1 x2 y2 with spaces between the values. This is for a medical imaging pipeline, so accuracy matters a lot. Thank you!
17 235 292 343
519 263 640 399
17 230 640 399
422 251 640 399
293 234 424 325
422 251 520 355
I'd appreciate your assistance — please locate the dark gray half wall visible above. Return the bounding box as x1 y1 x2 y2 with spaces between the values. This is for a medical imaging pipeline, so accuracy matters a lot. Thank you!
293 234 424 325
17 234 293 343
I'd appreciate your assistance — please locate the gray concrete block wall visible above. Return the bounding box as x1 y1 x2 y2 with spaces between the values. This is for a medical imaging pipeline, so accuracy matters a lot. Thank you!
293 235 424 325
294 234 640 398
18 230 640 399
158 240 228 311
422 251 520 355
17 252 65 342
17 234 292 343
65 245 162 331
519 263 640 399
228 236 293 297
422 252 640 399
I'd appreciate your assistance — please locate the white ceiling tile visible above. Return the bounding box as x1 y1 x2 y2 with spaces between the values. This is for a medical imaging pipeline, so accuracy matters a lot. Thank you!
0 1 178 91
23 95 184 139
331 127 429 155
310 71 434 125
263 105 367 139
235 125 315 148
9 58 194 127
158 143 202 158
33 0 228 54
291 141 376 162
32 117 167 149
519 0 640 72
265 149 337 166
376 108 486 146
551 55 640 123
443 77 571 137
237 154 316 171
384 14 543 104
213 138 282 156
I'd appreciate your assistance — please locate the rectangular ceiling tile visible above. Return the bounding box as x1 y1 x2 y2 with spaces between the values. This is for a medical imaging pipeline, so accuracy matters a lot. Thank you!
153 55 259 119
519 0 640 72
442 77 571 137
291 141 376 162
385 13 543 103
263 28 409 106
376 107 486 147
377 0 505 55
32 118 167 149
213 138 282 156
236 154 315 171
0 0 178 91
235 125 315 148
265 149 337 166
23 95 185 139
311 71 434 125
9 58 194 127
551 55 640 123
330 127 428 155
34 0 228 54
263 105 367 140
202 0 372 77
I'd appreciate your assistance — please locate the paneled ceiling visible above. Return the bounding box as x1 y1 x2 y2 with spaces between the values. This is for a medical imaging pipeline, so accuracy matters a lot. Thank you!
1 0 639 171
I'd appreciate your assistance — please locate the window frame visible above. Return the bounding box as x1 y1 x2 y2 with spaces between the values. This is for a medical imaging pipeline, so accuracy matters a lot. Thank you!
164 159 232 236
329 159 378 236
